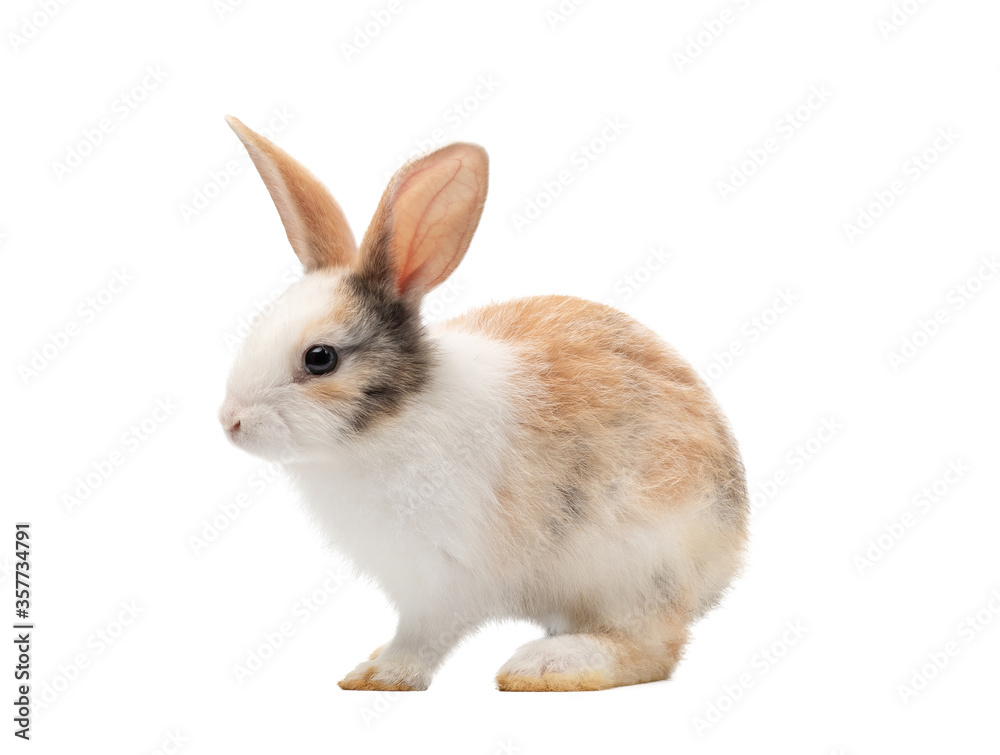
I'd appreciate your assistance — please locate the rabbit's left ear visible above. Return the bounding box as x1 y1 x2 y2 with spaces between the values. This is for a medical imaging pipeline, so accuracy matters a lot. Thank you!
357 142 489 300
226 115 357 271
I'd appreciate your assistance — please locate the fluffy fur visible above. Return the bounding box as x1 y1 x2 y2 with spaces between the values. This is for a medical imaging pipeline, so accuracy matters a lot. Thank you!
219 117 748 692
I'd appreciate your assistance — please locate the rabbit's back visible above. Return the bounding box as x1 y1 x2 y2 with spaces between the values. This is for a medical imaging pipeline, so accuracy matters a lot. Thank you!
439 296 748 621
440 295 746 524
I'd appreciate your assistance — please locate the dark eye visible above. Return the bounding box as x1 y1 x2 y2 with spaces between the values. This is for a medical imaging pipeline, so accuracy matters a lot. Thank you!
304 345 338 375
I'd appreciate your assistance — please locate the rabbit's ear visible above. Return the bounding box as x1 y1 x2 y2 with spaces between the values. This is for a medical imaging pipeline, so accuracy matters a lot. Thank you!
358 142 488 299
226 115 357 271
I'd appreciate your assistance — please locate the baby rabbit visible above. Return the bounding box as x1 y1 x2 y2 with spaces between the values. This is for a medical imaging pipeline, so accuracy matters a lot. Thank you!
219 116 748 691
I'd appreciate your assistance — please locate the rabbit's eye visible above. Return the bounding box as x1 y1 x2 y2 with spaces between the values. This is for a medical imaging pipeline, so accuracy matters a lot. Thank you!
304 345 339 375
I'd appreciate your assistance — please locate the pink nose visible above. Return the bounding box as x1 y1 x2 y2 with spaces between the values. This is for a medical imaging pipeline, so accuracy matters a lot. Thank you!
220 403 244 437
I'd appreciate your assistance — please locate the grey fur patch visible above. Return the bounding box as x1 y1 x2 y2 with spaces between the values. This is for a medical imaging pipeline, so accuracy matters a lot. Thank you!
714 458 749 531
339 268 434 434
651 566 680 607
546 446 594 537
696 587 726 617
712 420 749 532
557 484 586 520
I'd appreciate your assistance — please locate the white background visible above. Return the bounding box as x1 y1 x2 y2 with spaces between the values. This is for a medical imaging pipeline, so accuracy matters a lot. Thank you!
3 0 999 752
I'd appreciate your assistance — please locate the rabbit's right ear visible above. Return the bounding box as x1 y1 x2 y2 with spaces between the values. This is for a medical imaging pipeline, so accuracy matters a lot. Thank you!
356 142 488 300
226 115 357 272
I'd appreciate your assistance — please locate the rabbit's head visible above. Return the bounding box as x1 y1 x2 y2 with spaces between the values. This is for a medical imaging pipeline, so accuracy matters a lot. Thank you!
219 117 488 462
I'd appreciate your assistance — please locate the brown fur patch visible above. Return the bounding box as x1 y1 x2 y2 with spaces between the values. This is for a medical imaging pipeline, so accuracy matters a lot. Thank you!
496 670 608 692
337 666 417 692
442 295 747 529
443 295 747 645
496 617 690 692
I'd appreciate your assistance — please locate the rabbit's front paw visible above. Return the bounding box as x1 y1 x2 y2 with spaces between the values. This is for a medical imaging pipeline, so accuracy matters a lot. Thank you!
338 658 428 691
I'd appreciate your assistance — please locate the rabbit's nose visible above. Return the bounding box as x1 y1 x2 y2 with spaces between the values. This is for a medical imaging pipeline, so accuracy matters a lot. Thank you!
219 402 244 437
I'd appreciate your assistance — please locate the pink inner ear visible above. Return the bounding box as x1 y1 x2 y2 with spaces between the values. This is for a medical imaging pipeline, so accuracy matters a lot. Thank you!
397 259 428 294
392 163 452 289
390 153 484 297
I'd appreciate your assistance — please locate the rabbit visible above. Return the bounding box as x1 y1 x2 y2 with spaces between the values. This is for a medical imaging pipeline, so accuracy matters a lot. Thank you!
219 115 749 692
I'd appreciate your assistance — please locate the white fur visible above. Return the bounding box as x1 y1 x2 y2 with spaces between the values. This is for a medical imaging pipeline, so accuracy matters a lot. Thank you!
496 635 614 679
220 126 745 690
289 325 518 611
222 271 370 461
222 277 739 689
